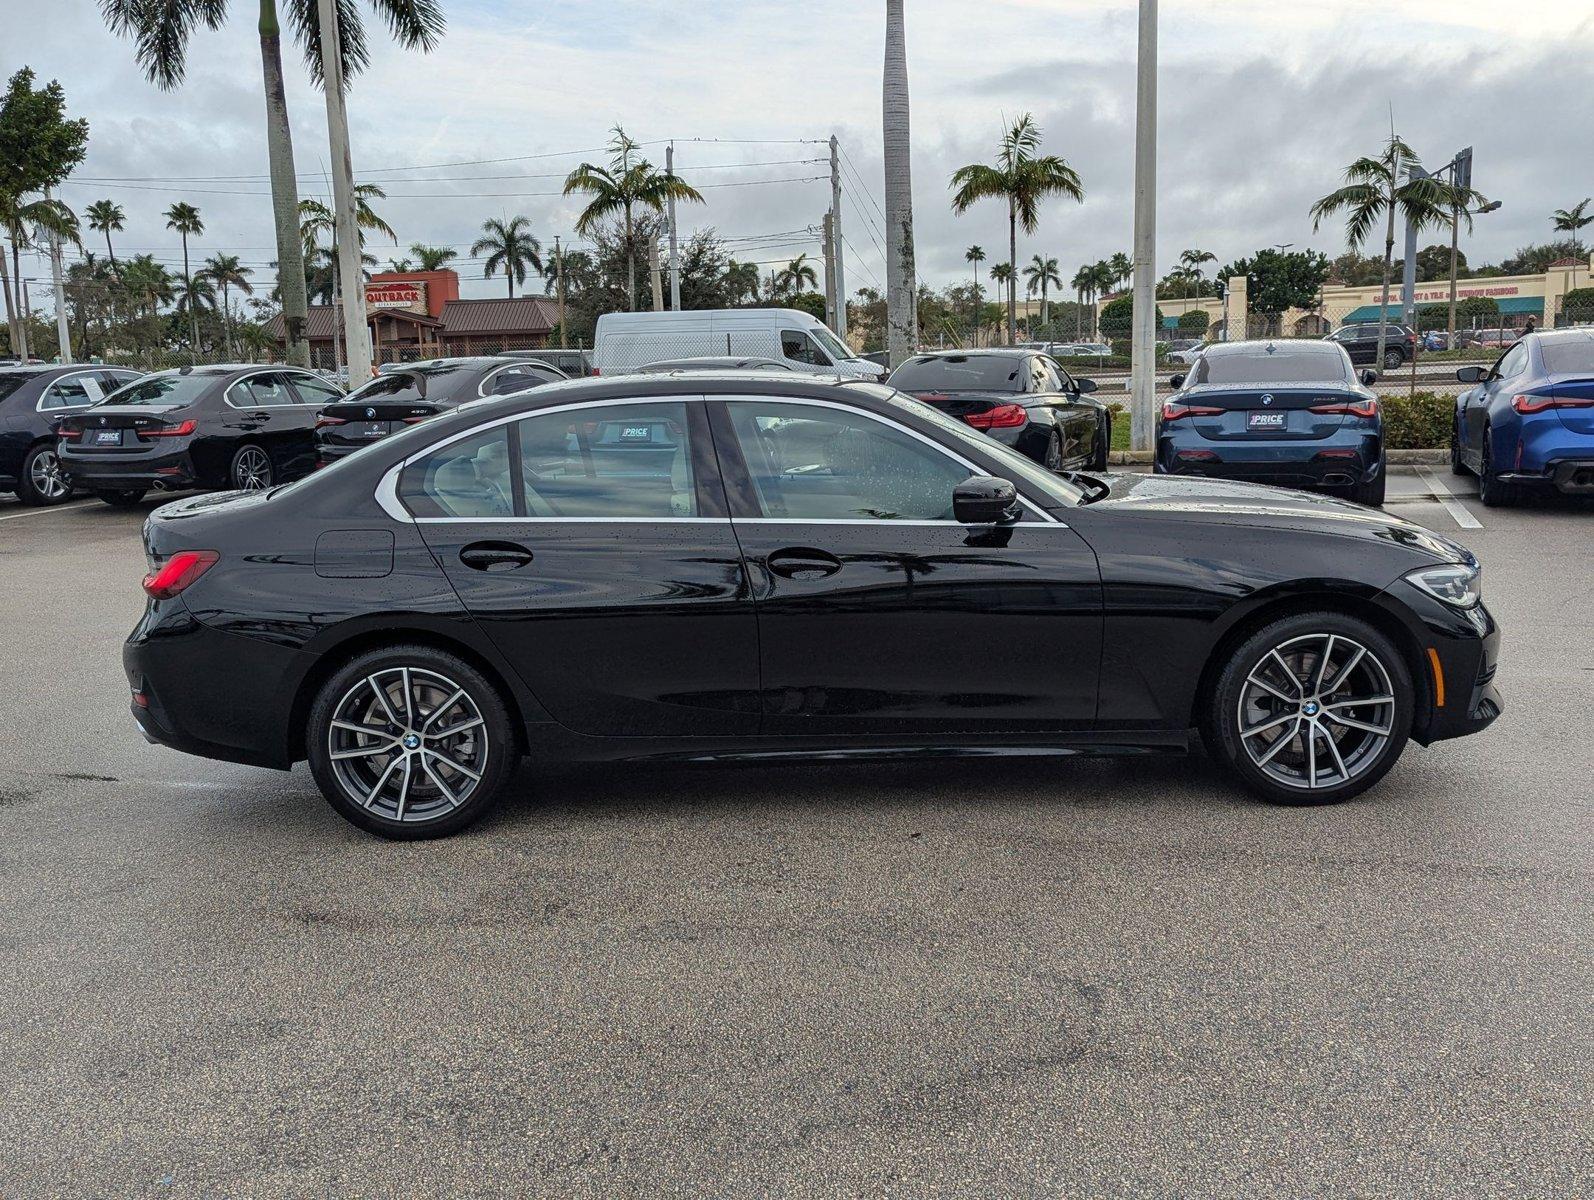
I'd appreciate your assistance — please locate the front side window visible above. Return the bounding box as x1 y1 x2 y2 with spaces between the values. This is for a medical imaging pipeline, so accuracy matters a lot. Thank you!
780 331 829 366
518 401 696 518
399 426 514 519
41 373 104 410
725 400 971 521
1494 343 1529 379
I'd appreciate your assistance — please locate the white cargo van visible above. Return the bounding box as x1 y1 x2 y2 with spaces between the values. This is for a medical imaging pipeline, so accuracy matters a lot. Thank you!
593 309 886 380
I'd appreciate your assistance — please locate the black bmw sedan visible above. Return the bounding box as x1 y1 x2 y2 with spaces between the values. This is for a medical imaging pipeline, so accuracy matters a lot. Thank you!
0 363 144 504
315 356 566 463
125 373 1500 839
887 349 1109 471
57 364 344 505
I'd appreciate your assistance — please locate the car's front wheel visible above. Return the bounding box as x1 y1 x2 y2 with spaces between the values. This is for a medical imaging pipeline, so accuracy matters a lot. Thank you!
1090 414 1110 470
1205 614 1412 805
231 444 273 491
18 443 73 506
1383 347 1405 370
306 646 518 839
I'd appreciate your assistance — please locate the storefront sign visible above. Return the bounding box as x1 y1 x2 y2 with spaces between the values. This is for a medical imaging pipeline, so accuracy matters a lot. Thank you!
367 281 426 311
1413 284 1521 303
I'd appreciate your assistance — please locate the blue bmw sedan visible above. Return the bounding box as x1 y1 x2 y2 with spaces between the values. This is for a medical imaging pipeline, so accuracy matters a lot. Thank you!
1156 340 1386 506
1452 329 1594 506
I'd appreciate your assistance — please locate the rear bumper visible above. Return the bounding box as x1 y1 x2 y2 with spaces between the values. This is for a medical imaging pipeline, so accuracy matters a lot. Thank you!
61 444 198 490
1155 433 1382 489
1500 458 1594 494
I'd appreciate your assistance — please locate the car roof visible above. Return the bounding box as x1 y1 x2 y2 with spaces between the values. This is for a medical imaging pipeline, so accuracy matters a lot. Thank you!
900 348 1034 360
1528 328 1594 345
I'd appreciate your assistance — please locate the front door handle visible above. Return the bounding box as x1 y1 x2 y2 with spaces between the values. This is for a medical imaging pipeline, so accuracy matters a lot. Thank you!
459 541 534 571
766 546 843 580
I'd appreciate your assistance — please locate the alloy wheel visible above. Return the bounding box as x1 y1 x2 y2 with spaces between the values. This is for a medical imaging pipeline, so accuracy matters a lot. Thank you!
29 449 70 502
234 447 272 491
1236 633 1396 791
326 667 489 824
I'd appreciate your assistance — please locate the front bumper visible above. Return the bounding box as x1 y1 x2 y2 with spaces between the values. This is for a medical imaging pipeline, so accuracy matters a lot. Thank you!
1376 580 1501 745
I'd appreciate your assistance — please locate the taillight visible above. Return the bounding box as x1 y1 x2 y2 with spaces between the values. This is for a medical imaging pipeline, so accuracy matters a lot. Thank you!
964 403 1028 429
315 416 347 428
142 550 219 599
1309 399 1380 418
1160 401 1224 422
57 427 81 439
401 415 432 425
1513 393 1594 414
140 419 198 439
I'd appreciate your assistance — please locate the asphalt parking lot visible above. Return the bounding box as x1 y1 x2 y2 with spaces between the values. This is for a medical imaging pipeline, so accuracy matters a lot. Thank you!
1 475 1590 1196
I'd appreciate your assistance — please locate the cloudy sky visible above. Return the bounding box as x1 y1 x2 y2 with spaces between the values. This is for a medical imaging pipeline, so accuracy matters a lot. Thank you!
15 0 1594 305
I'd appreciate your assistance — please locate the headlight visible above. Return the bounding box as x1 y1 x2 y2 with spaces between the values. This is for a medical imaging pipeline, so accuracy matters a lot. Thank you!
1405 562 1482 609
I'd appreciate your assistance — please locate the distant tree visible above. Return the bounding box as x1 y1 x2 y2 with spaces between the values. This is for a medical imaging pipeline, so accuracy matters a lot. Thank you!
1022 254 1062 325
1221 248 1332 331
299 184 395 256
964 244 985 344
1498 239 1585 275
84 199 125 270
470 215 543 298
408 243 457 271
204 253 254 359
1415 243 1465 283
1107 251 1133 289
1099 292 1161 338
163 201 204 352
1453 295 1501 329
387 257 414 271
1552 199 1593 259
774 252 820 297
1177 309 1210 334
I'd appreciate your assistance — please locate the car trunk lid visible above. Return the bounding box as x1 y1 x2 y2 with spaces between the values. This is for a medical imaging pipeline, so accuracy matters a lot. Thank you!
909 389 1027 425
57 404 192 450
1169 387 1358 441
317 399 444 446
1546 374 1594 435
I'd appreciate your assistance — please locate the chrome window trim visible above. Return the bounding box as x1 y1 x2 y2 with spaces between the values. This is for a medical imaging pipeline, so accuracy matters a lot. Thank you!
34 369 107 413
373 392 1060 525
223 367 316 409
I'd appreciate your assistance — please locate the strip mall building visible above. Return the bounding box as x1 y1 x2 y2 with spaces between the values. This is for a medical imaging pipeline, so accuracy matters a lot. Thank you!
265 269 561 366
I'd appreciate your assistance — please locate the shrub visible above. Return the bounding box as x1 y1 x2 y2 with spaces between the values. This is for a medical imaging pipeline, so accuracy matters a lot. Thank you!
1099 293 1163 337
1177 309 1210 333
1454 295 1501 328
1381 390 1453 449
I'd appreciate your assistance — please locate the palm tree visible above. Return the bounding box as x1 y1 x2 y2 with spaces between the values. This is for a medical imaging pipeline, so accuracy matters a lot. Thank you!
470 216 543 299
305 245 378 306
544 248 592 301
883 0 917 365
408 243 458 271
722 259 761 306
162 201 203 353
101 0 444 370
387 257 414 272
1070 265 1091 338
85 200 125 272
120 253 174 363
1023 254 1062 327
1 193 79 359
950 113 1085 344
1107 251 1133 290
1552 199 1593 260
1310 133 1463 371
775 253 820 297
204 254 254 359
298 184 395 256
965 245 986 345
1085 261 1116 338
174 272 218 352
989 263 1015 340
1178 248 1216 298
564 126 705 311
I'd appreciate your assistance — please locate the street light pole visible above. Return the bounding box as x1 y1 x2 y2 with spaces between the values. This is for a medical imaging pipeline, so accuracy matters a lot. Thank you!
666 141 681 311
1129 0 1158 452
316 0 372 386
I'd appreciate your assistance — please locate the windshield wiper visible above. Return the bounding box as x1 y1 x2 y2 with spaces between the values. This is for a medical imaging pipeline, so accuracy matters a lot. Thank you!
1056 470 1110 503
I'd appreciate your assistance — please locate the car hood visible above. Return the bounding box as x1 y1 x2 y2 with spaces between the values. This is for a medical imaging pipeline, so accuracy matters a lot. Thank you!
1078 472 1471 565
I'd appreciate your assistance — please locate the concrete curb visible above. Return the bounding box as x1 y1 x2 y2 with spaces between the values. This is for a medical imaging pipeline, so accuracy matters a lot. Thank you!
1107 448 1448 467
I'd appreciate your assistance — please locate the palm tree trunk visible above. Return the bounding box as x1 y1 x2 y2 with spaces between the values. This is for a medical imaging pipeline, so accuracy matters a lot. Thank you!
104 231 117 272
0 232 18 355
181 232 198 359
1040 278 1049 328
625 203 636 311
1374 153 1400 372
11 240 27 360
882 0 918 366
1006 203 1017 344
970 263 979 348
259 0 311 368
221 281 233 359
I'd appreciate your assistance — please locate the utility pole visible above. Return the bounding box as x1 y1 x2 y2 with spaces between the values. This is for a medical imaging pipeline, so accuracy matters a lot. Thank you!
1447 146 1472 340
316 0 372 387
46 189 71 362
554 235 567 349
829 134 847 341
666 142 682 311
1401 164 1424 327
648 236 664 312
822 213 837 330
1129 0 1158 452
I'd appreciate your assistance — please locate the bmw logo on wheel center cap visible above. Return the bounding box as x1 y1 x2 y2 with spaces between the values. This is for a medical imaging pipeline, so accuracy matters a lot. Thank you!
1303 701 1320 716
402 734 421 749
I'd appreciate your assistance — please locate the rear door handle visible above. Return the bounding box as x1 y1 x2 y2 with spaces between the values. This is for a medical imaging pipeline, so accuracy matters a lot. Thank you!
459 541 534 571
766 546 843 580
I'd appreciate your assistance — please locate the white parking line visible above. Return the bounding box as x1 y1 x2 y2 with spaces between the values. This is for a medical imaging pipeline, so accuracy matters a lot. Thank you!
0 500 97 523
1415 467 1483 530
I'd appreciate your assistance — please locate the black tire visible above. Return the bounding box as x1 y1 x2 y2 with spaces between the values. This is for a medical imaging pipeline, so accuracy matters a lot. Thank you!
1090 414 1110 470
1041 430 1063 471
1382 347 1405 370
1476 429 1518 507
1351 470 1386 507
230 444 273 491
95 488 148 508
1203 612 1413 806
1449 420 1470 476
17 443 74 506
306 645 517 840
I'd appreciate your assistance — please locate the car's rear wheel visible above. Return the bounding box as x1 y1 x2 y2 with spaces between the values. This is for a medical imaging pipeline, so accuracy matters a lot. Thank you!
1090 414 1110 470
1383 347 1405 370
1476 429 1519 507
1042 430 1063 471
1449 421 1470 476
1205 613 1412 805
18 443 73 506
231 444 273 491
94 488 147 508
1351 471 1386 507
306 646 517 839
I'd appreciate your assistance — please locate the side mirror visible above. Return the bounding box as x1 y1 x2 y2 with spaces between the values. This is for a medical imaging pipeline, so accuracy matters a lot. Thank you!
1360 369 1378 386
1074 377 1098 394
953 475 1020 525
1169 373 1186 390
1456 366 1487 383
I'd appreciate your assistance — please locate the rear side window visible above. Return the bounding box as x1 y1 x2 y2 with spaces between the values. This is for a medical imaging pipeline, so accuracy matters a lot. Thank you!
518 401 696 518
40 373 105 410
231 372 297 407
399 427 514 519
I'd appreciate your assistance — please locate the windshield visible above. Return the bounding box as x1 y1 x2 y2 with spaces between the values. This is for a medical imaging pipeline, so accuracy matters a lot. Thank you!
100 373 216 407
810 325 855 363
1539 338 1594 375
887 394 1087 507
344 363 479 405
889 354 1025 393
1189 347 1350 386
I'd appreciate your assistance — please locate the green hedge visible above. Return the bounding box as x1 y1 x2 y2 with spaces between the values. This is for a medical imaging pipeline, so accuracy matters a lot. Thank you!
1381 390 1452 450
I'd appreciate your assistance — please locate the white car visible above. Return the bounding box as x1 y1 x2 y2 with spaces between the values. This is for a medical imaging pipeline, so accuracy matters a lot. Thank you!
1169 341 1209 365
594 308 885 381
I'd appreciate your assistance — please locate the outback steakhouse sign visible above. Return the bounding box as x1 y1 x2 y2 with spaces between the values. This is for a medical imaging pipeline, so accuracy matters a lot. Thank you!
366 280 426 311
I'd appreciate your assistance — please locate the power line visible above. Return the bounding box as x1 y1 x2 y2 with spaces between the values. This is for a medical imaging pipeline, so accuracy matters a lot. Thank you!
69 158 826 187
58 174 829 199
